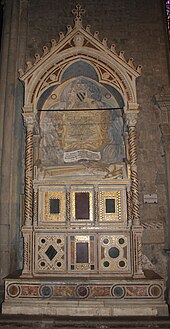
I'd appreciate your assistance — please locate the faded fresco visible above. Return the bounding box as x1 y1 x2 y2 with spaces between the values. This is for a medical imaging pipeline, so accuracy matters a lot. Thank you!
39 77 124 173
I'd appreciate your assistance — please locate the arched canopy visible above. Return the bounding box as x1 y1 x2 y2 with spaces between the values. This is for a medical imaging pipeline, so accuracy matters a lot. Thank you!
19 4 142 116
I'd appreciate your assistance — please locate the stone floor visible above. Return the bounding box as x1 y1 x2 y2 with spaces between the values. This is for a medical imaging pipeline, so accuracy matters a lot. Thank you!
0 315 170 329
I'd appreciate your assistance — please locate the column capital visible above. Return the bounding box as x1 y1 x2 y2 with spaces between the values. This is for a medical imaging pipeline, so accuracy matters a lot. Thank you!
125 111 138 127
22 113 36 130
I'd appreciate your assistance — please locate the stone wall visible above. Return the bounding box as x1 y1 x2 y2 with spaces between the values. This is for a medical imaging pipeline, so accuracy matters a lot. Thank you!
0 0 169 285
26 0 170 278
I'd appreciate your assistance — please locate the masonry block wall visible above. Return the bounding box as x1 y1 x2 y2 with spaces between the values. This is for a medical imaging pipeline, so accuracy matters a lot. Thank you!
0 0 169 296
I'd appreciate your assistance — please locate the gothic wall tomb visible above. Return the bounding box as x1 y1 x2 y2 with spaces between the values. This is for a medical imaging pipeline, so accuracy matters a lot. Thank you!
0 0 170 316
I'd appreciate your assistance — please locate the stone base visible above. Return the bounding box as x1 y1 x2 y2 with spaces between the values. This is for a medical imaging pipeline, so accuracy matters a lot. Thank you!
2 299 169 317
2 272 169 316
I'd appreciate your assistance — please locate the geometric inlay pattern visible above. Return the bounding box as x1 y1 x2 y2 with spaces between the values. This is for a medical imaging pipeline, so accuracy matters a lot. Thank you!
45 245 57 260
5 280 164 301
69 235 96 272
34 233 66 273
99 234 130 273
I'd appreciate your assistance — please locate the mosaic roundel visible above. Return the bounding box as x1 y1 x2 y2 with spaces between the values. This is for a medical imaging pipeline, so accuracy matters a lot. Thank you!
56 261 62 268
103 260 110 267
40 285 53 298
103 238 110 245
76 285 90 299
148 284 162 299
119 238 125 245
7 284 21 298
39 259 48 270
111 285 125 298
119 260 126 268
108 247 120 259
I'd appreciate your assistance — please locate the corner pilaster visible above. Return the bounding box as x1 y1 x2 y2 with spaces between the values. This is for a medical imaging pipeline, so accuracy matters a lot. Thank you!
125 110 144 278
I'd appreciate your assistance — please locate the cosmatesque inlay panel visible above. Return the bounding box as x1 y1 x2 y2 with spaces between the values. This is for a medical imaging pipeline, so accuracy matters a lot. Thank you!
68 234 96 272
34 233 66 274
99 234 131 273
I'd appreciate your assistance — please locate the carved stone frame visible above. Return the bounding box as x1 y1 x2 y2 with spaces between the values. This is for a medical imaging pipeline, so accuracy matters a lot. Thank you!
19 5 143 278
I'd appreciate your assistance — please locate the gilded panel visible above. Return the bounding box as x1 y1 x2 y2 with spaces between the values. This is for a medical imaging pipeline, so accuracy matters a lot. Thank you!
44 191 66 222
99 191 121 222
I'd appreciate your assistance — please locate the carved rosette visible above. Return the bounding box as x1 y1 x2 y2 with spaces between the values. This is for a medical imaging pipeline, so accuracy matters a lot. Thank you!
126 112 140 226
23 115 35 226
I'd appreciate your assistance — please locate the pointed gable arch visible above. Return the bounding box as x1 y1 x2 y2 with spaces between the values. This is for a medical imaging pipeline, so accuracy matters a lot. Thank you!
19 4 142 114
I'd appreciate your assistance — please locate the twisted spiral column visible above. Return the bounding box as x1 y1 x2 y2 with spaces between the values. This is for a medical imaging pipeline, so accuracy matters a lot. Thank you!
126 112 144 277
25 127 33 225
23 115 35 226
126 113 140 226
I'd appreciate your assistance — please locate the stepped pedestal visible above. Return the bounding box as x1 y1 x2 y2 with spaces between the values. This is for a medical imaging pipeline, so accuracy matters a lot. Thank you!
2 271 168 316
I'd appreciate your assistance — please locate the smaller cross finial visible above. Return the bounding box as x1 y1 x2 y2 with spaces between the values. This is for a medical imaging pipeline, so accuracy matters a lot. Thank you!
72 4 86 26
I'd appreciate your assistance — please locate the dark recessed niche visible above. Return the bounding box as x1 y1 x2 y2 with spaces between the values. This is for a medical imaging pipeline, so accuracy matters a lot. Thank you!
50 198 60 214
75 192 89 220
76 242 89 263
106 199 115 213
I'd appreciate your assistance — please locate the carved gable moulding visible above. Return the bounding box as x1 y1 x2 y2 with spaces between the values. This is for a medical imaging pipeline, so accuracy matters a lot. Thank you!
19 4 142 114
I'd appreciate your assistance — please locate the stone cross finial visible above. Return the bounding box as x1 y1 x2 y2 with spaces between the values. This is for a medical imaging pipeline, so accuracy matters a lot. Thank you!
72 4 85 26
